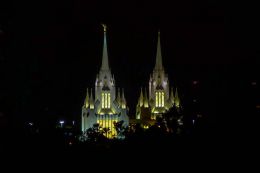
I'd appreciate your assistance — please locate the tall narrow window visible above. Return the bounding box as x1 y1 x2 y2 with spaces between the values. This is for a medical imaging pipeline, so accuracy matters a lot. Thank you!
108 93 111 108
158 92 161 107
102 93 105 108
161 92 165 107
156 91 165 108
105 93 108 108
156 92 159 107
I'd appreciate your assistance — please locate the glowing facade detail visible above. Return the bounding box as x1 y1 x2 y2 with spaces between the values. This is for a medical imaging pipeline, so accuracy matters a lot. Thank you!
136 31 181 122
158 92 160 107
97 115 118 138
155 92 159 107
81 25 129 138
162 92 165 107
102 93 105 108
104 93 107 108
108 93 111 108
155 91 165 107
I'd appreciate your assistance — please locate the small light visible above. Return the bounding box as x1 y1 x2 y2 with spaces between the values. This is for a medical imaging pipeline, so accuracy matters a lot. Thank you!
192 119 195 124
59 120 65 127
192 80 199 85
28 122 33 126
177 119 183 125
251 81 257 86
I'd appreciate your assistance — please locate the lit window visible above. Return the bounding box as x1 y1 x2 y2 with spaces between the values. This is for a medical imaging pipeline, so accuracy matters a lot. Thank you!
156 91 164 108
105 93 107 108
159 92 161 107
108 93 111 108
102 93 105 108
102 93 111 109
161 92 164 107
156 92 159 107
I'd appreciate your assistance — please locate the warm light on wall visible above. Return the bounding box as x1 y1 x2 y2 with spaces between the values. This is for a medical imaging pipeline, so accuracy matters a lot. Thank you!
97 115 118 138
143 125 149 129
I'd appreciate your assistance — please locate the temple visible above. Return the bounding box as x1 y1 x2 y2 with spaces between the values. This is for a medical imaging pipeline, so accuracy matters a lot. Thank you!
81 25 129 138
135 31 180 127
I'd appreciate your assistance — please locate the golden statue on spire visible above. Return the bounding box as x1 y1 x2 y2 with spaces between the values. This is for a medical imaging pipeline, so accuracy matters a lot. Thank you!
102 23 107 32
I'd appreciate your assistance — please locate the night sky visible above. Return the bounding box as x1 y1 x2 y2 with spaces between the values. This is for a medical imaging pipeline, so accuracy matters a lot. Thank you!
0 0 259 129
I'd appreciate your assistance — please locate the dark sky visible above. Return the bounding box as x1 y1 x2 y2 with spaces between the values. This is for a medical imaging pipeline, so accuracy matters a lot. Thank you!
0 0 259 127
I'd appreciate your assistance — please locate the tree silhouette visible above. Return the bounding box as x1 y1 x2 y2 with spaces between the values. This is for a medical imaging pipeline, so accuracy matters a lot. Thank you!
114 120 128 139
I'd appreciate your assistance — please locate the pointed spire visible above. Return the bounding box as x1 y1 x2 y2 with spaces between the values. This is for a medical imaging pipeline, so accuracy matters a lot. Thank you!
121 88 126 109
170 87 175 105
154 30 163 71
89 88 94 109
139 88 144 107
174 88 180 108
84 88 89 108
117 88 121 106
144 87 149 108
100 24 110 71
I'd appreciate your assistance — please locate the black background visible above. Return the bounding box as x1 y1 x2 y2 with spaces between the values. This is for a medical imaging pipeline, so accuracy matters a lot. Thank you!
0 0 259 133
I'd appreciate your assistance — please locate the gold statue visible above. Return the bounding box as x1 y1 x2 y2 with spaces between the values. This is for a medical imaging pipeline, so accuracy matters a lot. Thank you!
102 24 107 32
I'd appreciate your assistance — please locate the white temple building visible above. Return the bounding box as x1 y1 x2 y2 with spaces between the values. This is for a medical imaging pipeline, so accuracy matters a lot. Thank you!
136 31 180 124
81 25 129 138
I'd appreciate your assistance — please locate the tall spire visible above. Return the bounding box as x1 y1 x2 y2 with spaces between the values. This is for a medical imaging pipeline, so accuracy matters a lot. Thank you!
89 88 94 109
174 88 180 108
100 24 110 71
84 88 89 108
121 89 126 109
154 30 163 71
139 88 144 107
144 88 149 108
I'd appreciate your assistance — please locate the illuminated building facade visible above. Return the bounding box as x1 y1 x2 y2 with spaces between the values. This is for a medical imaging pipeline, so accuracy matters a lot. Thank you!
81 25 129 138
136 31 180 125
